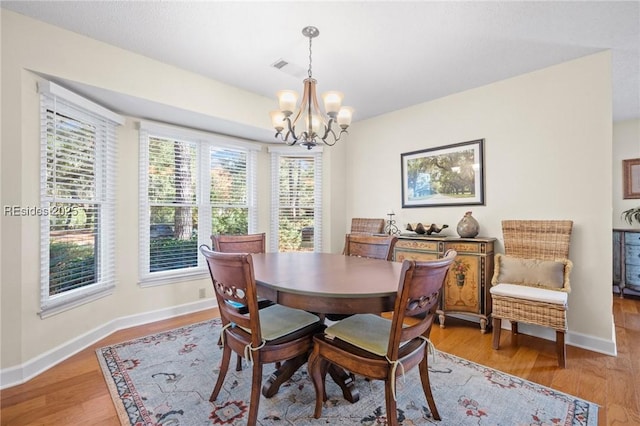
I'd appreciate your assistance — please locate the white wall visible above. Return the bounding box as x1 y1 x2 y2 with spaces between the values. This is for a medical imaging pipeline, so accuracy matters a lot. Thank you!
613 119 640 229
0 10 299 375
346 52 615 352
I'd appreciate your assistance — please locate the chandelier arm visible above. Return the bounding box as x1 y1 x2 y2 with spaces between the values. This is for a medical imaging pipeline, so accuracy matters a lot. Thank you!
319 117 335 141
284 116 300 142
331 128 349 145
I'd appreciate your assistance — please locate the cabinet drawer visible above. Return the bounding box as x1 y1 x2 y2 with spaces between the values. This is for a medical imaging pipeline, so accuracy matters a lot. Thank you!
624 232 640 246
625 245 640 266
444 241 488 254
394 250 439 262
395 240 439 251
626 264 640 286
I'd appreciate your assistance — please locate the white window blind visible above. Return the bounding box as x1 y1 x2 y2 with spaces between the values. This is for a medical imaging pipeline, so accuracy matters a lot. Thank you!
39 81 122 317
139 121 258 285
147 136 199 274
269 147 323 252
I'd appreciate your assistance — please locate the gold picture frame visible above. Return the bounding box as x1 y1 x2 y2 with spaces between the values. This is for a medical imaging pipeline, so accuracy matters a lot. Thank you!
623 158 640 199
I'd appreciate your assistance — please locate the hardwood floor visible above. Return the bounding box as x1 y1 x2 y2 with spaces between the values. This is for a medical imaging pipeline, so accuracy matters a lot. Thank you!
1 297 639 425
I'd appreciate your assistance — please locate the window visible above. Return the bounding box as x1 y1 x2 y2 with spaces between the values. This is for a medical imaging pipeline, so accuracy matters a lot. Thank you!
269 147 323 252
139 122 258 285
39 81 123 318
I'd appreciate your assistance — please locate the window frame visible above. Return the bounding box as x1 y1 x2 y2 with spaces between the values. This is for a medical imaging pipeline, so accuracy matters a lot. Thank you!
38 81 123 318
138 121 259 286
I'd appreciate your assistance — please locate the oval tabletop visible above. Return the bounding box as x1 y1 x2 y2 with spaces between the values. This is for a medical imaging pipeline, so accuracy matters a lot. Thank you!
250 252 402 315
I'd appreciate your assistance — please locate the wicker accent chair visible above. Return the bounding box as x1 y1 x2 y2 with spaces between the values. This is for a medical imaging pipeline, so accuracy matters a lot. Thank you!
308 251 457 425
200 246 324 425
490 220 573 367
350 218 386 234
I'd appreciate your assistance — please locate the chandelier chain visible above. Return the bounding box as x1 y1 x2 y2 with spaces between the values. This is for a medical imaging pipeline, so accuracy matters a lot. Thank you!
308 34 313 78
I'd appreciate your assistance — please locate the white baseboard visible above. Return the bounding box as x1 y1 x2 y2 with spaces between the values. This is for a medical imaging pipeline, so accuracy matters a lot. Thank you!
499 320 617 356
0 299 217 390
446 314 618 356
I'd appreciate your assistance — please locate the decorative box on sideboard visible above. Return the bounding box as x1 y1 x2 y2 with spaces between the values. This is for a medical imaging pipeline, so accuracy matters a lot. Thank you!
613 229 640 297
393 235 496 333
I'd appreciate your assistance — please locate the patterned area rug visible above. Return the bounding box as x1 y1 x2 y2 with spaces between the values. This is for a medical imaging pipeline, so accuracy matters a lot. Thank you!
97 318 598 425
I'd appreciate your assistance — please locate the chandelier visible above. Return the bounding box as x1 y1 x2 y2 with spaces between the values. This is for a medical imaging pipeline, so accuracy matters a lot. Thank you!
270 26 353 150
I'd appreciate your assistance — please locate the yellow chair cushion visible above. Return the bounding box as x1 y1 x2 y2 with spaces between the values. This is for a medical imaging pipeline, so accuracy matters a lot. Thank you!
242 304 320 341
325 313 396 356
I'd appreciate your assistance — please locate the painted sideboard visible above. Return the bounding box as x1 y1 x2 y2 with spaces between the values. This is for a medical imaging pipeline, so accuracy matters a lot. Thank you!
393 235 496 333
613 229 640 297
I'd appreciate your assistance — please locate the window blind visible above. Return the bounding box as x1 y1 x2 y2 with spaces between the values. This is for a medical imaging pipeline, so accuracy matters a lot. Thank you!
269 147 323 253
39 81 122 317
139 121 258 285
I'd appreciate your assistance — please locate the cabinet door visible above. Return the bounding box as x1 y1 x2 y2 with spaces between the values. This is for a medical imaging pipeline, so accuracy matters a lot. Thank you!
613 231 622 285
442 253 481 314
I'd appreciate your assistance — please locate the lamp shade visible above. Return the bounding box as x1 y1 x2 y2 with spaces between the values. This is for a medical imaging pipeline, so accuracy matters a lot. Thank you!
277 90 298 114
321 91 344 115
337 107 354 127
270 110 286 131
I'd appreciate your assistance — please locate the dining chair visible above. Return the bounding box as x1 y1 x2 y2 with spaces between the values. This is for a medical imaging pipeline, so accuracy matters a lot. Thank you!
350 217 386 234
489 220 573 367
211 232 273 371
342 233 398 259
211 232 266 253
308 250 457 425
199 245 324 425
327 234 399 323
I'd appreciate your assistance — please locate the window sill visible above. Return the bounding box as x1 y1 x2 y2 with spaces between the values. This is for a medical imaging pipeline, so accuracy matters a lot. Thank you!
139 269 209 287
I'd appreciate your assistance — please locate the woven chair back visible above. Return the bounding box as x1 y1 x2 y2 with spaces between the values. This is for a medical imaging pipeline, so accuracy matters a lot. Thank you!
211 233 265 254
502 220 573 260
350 218 385 234
343 234 398 260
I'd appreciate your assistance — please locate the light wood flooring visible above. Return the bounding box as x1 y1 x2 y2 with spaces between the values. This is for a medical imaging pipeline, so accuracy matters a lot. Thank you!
1 297 639 425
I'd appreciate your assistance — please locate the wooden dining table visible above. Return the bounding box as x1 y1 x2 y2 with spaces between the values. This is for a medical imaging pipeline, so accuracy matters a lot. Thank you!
250 252 403 402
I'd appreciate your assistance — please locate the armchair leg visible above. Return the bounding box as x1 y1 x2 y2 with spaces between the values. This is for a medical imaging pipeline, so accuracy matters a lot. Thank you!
492 317 502 350
556 330 566 368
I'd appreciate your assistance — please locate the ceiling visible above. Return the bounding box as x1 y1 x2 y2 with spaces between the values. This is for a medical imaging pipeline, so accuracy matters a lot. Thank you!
3 1 639 142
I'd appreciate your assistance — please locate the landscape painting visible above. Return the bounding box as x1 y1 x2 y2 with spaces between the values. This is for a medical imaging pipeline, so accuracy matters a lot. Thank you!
401 139 485 208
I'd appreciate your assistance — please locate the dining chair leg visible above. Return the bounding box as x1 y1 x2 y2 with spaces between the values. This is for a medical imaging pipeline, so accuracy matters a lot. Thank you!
511 321 519 335
308 349 328 418
384 378 398 426
492 317 502 350
247 361 264 426
235 354 243 371
556 330 566 368
418 357 441 421
210 343 231 402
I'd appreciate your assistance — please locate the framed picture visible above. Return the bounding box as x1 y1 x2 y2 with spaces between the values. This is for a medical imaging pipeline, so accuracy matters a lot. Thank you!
401 139 485 208
623 158 640 199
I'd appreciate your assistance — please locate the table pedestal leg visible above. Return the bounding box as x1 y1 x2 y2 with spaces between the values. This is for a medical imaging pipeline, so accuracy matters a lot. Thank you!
261 354 307 398
261 356 361 403
327 365 360 403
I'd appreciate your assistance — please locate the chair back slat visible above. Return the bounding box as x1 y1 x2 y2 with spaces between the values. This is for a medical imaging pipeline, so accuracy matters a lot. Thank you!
350 218 385 234
343 234 398 260
211 233 266 254
387 250 456 359
200 245 262 344
502 220 572 260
